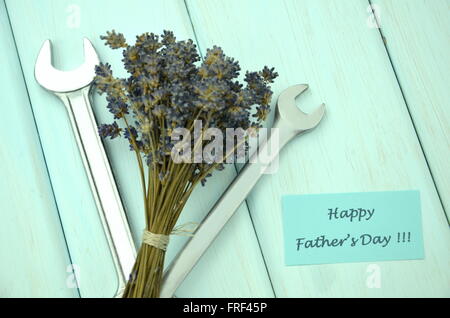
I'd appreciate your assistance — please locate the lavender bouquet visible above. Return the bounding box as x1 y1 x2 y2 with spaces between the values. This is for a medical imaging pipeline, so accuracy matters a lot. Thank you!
95 30 277 297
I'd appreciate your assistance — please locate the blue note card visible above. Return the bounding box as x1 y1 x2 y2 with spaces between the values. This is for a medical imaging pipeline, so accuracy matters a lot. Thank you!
282 190 424 266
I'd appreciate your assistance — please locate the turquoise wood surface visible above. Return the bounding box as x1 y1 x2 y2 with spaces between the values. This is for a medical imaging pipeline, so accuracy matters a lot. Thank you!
1 0 449 297
187 0 450 297
373 0 450 219
0 0 75 297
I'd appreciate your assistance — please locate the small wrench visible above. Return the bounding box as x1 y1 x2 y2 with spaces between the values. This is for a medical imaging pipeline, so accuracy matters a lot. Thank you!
160 84 325 297
35 38 136 297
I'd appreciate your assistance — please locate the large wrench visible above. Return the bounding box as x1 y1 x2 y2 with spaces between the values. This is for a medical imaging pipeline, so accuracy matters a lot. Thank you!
160 84 325 297
35 38 136 297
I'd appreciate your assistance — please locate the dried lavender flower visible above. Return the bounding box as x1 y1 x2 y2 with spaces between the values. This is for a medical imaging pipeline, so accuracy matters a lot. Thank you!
94 30 278 298
100 30 128 49
95 31 277 172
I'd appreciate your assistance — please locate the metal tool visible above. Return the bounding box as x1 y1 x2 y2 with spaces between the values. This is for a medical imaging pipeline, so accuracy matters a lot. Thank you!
35 38 136 297
35 38 324 297
160 84 325 297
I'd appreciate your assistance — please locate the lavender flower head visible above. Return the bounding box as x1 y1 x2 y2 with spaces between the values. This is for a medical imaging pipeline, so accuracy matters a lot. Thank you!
95 30 278 184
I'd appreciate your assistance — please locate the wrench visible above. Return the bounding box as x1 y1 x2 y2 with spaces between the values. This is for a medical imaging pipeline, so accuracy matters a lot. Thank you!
160 84 325 297
35 38 324 297
35 38 136 297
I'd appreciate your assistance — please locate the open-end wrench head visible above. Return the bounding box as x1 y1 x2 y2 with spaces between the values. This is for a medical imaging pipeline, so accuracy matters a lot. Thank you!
34 38 99 93
276 84 325 132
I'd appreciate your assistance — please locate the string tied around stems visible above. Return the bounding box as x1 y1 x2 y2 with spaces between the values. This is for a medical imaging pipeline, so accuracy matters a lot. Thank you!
142 222 198 251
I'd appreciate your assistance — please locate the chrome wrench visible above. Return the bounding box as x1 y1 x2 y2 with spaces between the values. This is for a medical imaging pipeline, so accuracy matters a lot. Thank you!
35 38 136 297
160 84 325 297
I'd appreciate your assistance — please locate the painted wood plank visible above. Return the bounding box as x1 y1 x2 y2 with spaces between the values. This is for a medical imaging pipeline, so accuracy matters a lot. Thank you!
6 0 273 297
0 0 76 297
372 0 450 219
187 0 450 297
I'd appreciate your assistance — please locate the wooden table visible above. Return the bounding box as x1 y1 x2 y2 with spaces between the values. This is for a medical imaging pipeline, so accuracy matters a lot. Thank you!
0 0 448 297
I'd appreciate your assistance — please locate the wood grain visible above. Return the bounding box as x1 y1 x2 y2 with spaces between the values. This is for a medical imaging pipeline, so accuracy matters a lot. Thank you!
3 0 449 297
373 0 450 219
187 0 450 297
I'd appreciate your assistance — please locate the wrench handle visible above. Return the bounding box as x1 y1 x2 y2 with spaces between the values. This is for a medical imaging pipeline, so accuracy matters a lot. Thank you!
57 87 136 297
160 119 297 297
